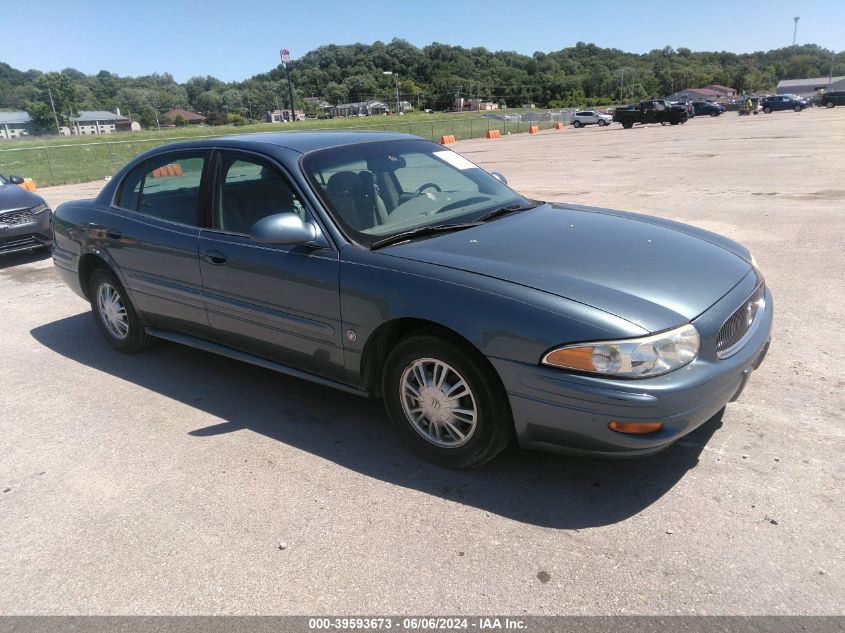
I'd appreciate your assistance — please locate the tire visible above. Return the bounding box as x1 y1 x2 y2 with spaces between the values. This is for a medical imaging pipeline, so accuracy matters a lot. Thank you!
88 268 154 353
825 101 835 108
622 119 634 129
597 119 607 126
710 111 719 117
794 105 803 112
382 335 513 469
572 120 582 128
670 121 679 125
763 106 772 114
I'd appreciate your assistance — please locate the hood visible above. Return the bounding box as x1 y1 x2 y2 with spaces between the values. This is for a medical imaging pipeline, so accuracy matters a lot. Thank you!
380 203 753 332
0 183 46 212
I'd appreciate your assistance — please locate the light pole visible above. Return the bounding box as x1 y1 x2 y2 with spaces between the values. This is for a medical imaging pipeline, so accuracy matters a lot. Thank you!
280 49 296 122
793 16 800 46
383 71 401 114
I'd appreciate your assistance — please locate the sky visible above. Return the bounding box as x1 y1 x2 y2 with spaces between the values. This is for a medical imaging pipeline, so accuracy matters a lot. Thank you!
2 0 843 83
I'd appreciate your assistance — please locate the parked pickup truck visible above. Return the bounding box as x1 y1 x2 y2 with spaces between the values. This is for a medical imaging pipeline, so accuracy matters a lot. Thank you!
613 100 689 128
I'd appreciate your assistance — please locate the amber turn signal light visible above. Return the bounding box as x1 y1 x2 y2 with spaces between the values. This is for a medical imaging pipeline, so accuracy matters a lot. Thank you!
608 420 664 435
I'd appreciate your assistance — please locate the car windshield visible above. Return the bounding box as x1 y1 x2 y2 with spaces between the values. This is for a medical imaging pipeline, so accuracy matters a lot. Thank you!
302 139 533 247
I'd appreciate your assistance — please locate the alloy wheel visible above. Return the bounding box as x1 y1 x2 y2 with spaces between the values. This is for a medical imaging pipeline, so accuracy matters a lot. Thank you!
96 283 129 340
399 358 478 448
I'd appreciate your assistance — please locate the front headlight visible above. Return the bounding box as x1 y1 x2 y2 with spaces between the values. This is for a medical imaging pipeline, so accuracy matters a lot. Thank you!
542 324 700 378
31 203 50 215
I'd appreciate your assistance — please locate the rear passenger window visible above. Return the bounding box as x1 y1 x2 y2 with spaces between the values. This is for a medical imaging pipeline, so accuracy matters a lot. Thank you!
117 154 206 226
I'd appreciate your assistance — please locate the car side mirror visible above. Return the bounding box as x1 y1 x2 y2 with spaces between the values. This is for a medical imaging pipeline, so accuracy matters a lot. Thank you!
250 213 317 245
491 172 508 185
8 175 24 185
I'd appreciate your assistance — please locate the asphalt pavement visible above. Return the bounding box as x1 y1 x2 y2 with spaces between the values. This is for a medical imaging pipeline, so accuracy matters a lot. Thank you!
1 108 843 615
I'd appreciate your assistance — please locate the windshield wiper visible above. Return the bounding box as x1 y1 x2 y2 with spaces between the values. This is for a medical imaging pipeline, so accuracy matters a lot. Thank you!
370 223 481 250
475 203 539 223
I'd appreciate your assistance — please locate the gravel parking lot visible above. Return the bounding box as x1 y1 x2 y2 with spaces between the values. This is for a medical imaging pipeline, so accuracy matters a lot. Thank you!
1 109 843 615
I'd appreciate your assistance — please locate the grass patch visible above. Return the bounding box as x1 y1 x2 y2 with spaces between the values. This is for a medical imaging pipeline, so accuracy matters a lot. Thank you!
0 110 565 186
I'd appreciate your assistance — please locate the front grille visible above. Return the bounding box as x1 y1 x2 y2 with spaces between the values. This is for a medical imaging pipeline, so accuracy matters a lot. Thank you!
0 209 36 226
717 282 765 358
0 236 42 254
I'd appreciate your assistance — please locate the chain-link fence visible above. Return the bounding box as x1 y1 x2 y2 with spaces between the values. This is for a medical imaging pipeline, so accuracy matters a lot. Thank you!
0 111 576 187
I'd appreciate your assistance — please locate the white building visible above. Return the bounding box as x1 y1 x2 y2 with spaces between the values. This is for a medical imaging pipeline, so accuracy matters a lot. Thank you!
333 101 389 117
70 110 131 135
0 111 34 140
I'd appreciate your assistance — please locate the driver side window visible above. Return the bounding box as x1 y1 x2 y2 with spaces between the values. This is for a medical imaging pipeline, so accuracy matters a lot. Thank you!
215 155 306 235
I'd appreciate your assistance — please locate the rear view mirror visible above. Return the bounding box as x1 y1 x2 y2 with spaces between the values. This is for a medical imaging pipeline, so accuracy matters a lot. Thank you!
491 172 508 185
367 154 407 171
8 175 24 185
250 213 317 245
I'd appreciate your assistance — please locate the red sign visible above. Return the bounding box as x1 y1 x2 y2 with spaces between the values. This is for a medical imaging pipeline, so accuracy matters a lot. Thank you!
280 49 291 65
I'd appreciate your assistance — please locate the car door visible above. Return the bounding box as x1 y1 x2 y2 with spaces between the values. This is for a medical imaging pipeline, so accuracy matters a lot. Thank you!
198 150 345 381
107 150 210 335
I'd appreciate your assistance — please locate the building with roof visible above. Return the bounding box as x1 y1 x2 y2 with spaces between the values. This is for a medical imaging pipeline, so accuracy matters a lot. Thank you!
1 109 134 139
70 110 131 135
776 76 845 95
664 88 725 102
0 111 34 140
265 109 306 123
332 101 389 117
704 84 736 97
163 108 206 125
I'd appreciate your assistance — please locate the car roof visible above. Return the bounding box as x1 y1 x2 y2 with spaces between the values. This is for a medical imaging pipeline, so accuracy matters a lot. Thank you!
165 131 420 155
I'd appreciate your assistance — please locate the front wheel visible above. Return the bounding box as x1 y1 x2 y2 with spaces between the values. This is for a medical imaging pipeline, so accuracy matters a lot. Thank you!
621 119 634 129
763 106 772 114
382 335 513 469
825 101 835 108
88 268 154 353
794 105 803 112
597 119 607 126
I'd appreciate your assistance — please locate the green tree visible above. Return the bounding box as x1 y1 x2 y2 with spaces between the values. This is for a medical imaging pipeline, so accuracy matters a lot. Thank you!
26 72 80 128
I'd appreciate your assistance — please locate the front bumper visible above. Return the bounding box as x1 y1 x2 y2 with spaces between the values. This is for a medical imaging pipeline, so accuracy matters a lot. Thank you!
494 277 773 457
0 209 53 255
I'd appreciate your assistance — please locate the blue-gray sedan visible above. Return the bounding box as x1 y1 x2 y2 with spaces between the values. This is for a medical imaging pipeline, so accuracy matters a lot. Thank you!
52 132 772 468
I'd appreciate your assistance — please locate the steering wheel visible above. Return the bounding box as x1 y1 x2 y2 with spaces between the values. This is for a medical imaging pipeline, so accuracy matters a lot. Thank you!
414 182 442 196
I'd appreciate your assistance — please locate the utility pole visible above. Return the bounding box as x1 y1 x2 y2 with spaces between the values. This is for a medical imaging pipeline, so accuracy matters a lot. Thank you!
280 49 296 122
793 16 800 46
47 87 61 135
831 50 836 87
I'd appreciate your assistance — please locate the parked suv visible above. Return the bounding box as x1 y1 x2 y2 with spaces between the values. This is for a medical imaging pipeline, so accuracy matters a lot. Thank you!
821 91 845 108
570 110 613 128
692 101 725 117
761 94 809 113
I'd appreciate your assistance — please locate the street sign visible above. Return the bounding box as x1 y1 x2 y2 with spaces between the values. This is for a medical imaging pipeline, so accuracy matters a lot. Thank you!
280 49 291 66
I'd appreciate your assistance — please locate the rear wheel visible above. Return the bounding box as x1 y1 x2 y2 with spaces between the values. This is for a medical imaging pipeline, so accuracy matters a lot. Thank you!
382 335 513 469
572 120 582 128
622 118 634 129
88 268 154 353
